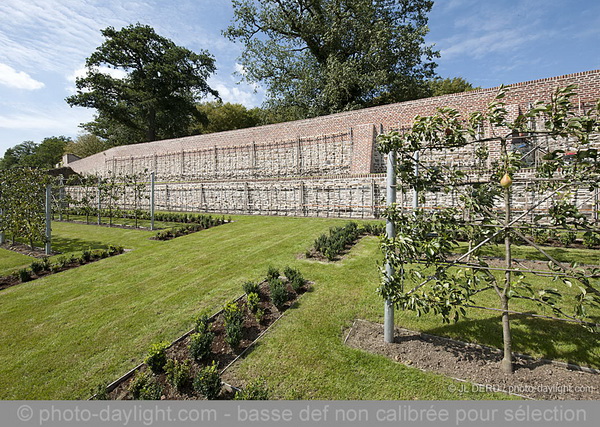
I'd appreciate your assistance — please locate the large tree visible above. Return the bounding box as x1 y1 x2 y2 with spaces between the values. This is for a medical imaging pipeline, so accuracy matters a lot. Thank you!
191 102 263 134
225 0 438 119
66 24 219 144
0 136 70 170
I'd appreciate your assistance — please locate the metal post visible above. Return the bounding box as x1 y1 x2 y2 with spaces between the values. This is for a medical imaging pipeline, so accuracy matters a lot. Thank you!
58 176 64 221
45 184 52 255
412 150 419 213
150 172 155 231
384 151 397 343
97 182 102 225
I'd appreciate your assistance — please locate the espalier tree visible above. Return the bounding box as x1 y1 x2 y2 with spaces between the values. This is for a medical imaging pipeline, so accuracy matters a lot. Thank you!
0 168 49 249
377 85 600 374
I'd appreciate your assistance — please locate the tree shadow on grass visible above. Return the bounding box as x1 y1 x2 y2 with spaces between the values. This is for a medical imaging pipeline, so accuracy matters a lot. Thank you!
50 236 109 254
425 314 600 369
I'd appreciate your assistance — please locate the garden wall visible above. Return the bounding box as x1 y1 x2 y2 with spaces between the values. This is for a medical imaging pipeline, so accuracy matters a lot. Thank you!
64 70 600 219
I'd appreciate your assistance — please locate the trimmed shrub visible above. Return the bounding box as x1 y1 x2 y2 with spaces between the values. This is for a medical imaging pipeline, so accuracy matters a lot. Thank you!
223 301 243 349
234 377 270 400
193 361 221 399
242 280 260 295
583 231 600 248
30 260 44 275
129 372 163 400
266 266 279 282
18 268 32 283
247 292 260 313
90 383 109 400
269 278 288 310
193 311 211 333
144 342 169 374
82 249 92 262
188 331 214 362
558 231 577 247
165 359 191 391
255 308 265 324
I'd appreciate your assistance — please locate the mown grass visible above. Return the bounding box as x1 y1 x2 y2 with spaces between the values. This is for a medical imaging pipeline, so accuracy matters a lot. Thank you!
0 216 597 399
0 249 34 276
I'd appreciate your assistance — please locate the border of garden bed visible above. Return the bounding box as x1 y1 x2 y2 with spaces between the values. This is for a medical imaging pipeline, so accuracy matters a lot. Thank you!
93 280 311 400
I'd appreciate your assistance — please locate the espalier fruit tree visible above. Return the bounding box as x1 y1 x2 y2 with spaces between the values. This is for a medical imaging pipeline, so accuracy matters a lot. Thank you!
377 85 600 373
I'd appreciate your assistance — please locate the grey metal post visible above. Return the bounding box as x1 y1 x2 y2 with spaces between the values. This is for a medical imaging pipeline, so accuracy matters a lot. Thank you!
384 151 397 343
150 172 155 230
45 184 52 255
412 150 419 213
58 176 64 221
97 182 101 225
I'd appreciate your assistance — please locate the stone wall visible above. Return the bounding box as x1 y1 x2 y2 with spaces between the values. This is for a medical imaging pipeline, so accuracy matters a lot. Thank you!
64 70 600 219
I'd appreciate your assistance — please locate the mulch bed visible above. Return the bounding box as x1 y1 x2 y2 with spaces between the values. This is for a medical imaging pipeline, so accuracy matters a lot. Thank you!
0 242 53 258
345 319 600 400
107 279 310 400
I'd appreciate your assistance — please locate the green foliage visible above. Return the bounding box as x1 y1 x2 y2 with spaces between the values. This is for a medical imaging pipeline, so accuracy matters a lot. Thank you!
266 266 279 282
192 102 262 134
254 308 265 324
193 361 221 399
225 0 437 120
0 168 49 248
242 280 260 295
17 268 32 283
558 231 577 247
64 134 111 159
90 383 109 400
29 260 45 275
129 371 163 400
188 331 214 362
247 292 260 313
0 136 71 170
193 311 211 333
223 301 244 348
311 222 362 260
428 77 479 97
66 23 218 145
284 266 306 292
234 377 270 400
144 342 169 374
165 359 191 391
269 278 288 310
583 231 600 248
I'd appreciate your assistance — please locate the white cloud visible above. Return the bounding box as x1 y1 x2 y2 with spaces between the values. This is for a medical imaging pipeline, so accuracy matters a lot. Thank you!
0 63 44 90
0 104 93 132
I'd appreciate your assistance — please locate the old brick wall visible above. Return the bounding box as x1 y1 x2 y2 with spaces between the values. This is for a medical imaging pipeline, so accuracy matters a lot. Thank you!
65 70 600 218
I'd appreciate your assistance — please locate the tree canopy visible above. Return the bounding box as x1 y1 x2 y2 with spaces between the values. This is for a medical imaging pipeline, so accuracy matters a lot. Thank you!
225 0 438 120
428 77 479 97
0 136 71 170
191 102 263 134
66 23 219 144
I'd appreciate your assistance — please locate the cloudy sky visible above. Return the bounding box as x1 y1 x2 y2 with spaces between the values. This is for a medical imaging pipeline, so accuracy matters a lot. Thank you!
0 0 599 155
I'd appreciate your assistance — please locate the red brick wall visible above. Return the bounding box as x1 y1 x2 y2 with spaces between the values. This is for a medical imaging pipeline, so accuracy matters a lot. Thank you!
69 70 600 175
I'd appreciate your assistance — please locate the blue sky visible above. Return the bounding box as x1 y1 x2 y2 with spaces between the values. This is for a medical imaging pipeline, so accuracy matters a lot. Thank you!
0 0 598 156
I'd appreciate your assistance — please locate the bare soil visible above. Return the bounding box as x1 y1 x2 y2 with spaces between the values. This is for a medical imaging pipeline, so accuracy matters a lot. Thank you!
0 242 53 258
345 319 600 400
107 279 309 400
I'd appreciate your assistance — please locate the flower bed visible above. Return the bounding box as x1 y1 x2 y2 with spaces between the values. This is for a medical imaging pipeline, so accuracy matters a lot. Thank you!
96 266 310 400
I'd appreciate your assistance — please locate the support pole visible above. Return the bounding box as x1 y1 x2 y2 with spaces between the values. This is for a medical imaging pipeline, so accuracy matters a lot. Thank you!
45 184 52 255
384 151 397 343
412 150 419 213
58 176 64 221
97 182 102 225
150 171 155 231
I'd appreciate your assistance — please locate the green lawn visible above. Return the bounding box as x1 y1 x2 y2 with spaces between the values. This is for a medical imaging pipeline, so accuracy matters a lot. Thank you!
0 216 597 399
0 249 34 276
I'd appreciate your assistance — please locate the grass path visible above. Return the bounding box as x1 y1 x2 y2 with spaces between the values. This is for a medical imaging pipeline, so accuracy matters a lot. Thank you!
1 216 597 399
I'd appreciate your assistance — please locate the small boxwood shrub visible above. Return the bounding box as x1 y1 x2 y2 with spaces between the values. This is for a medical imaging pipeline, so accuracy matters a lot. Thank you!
558 231 577 247
18 268 32 283
266 266 279 282
583 231 600 248
82 249 92 262
242 280 260 295
223 301 243 349
269 278 288 310
30 260 44 275
144 342 169 374
247 292 260 313
193 311 211 333
165 359 191 391
193 361 221 400
90 383 109 400
129 372 163 400
234 377 270 400
189 331 214 362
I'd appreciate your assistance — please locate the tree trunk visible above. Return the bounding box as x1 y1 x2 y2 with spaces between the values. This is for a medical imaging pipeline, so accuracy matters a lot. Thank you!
501 180 513 374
